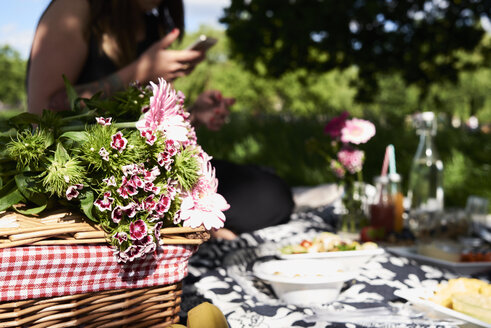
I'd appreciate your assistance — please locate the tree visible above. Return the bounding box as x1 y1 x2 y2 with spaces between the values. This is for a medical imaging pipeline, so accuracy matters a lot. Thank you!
221 0 491 101
0 45 26 108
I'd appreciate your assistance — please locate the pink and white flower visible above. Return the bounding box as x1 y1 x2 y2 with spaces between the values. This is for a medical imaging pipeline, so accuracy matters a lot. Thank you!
340 118 376 145
66 184 82 200
110 131 128 152
122 202 139 218
129 219 148 240
103 176 117 186
180 155 229 230
140 129 157 145
111 206 123 223
117 176 139 199
94 192 114 211
99 147 110 161
113 232 128 244
337 147 365 174
96 117 112 126
136 78 189 142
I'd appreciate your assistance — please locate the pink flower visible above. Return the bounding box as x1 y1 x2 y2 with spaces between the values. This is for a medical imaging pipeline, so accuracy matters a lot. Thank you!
155 195 171 215
117 176 138 199
324 111 349 139
154 221 163 240
94 192 114 211
142 194 157 212
129 219 148 240
113 232 128 244
330 160 346 178
110 131 128 152
111 206 123 223
144 166 160 182
122 164 141 177
103 176 116 186
96 117 112 126
337 147 365 174
122 202 139 218
180 157 229 230
66 185 81 200
99 147 109 161
341 118 376 145
140 129 156 146
135 78 189 142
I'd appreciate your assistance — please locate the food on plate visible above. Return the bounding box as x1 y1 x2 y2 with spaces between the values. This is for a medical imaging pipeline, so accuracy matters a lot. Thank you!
279 232 378 255
429 278 491 323
417 240 462 262
452 293 491 324
417 240 491 263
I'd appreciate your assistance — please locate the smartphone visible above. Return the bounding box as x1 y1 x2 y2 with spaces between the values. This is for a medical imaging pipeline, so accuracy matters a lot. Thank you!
186 35 218 52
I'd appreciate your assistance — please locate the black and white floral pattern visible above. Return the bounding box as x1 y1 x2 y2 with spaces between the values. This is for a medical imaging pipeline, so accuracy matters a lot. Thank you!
181 207 490 327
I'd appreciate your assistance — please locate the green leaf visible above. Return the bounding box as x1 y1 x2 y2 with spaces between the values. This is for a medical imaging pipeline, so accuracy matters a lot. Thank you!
63 74 79 111
60 131 89 143
54 142 70 163
0 187 25 211
14 173 48 206
0 128 17 138
8 112 40 126
14 203 47 215
79 190 96 222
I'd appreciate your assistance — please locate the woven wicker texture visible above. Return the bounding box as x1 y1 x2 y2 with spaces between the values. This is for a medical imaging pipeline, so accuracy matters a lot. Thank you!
0 210 210 327
0 210 210 248
0 283 182 328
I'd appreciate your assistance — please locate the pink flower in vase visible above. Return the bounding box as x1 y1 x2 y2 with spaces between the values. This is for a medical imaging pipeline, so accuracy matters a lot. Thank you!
330 160 346 178
324 111 349 139
341 118 376 145
337 147 365 174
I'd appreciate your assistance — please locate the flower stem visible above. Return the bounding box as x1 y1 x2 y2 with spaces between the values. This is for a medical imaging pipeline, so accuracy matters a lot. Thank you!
59 121 137 133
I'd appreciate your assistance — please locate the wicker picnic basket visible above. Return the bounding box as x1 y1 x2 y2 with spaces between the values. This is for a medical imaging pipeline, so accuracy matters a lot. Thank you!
0 210 210 328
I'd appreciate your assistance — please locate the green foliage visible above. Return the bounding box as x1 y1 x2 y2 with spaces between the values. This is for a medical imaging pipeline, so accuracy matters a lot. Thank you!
221 0 491 99
172 147 200 191
179 28 491 209
0 45 26 108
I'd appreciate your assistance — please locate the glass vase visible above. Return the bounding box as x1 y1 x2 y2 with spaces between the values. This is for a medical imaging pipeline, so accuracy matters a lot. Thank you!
340 182 368 232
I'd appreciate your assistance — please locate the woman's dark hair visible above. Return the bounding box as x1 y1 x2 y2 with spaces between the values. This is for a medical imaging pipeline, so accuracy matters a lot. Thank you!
88 0 184 67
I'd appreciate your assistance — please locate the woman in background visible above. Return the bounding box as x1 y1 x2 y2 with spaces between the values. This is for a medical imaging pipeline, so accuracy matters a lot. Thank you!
27 0 294 239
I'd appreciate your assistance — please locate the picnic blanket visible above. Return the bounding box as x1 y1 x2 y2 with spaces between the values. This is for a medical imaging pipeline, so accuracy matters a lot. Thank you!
180 206 491 328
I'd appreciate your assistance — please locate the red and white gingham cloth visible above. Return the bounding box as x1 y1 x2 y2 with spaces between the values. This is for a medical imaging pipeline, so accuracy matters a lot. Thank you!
0 244 197 302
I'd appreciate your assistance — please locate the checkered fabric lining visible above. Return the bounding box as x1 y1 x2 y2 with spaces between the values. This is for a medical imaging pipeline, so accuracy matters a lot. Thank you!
0 244 197 301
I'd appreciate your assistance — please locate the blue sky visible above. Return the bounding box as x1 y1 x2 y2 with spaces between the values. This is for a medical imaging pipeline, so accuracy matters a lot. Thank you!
0 0 230 59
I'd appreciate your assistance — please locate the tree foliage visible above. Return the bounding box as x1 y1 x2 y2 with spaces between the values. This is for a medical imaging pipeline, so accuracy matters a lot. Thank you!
221 0 491 100
0 45 26 108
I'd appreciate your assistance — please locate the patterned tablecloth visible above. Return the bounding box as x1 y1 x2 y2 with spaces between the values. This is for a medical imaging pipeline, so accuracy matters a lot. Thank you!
181 206 491 328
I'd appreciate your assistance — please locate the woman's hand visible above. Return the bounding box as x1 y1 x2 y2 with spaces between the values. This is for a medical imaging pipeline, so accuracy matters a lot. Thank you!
135 29 205 83
189 90 235 131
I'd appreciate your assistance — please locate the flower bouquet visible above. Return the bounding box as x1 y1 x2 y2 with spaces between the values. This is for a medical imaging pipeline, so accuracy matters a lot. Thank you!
0 78 229 262
321 111 376 232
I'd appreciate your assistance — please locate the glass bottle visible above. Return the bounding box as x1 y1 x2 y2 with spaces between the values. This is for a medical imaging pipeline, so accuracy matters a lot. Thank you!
407 112 444 234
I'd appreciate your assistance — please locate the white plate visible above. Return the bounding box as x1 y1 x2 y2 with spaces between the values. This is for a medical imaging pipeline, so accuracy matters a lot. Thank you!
395 287 491 328
387 246 491 275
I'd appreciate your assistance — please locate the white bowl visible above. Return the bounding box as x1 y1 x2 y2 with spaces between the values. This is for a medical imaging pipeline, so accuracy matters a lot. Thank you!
277 248 384 271
253 259 354 306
